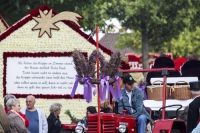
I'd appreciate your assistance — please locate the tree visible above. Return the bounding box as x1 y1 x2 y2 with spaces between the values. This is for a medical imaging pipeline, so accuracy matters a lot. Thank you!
163 27 200 58
0 0 114 32
106 0 200 69
1 0 200 65
115 29 142 53
116 27 200 58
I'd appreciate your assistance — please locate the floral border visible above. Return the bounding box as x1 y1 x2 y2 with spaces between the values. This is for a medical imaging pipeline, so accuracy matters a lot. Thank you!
3 52 87 99
0 4 112 55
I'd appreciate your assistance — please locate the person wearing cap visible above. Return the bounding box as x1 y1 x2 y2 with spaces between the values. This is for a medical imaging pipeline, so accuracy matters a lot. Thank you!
187 81 200 133
117 74 152 133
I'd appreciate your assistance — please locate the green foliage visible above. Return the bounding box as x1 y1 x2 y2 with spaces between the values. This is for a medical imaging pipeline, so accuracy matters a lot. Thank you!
1 0 200 59
0 0 113 33
115 30 142 52
116 27 200 58
65 109 79 124
162 27 200 58
108 0 200 62
108 0 199 45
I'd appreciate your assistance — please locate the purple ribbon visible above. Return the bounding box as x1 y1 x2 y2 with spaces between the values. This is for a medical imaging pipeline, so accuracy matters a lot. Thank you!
139 85 148 100
100 75 116 102
114 76 122 100
70 75 79 98
82 77 96 103
70 75 96 103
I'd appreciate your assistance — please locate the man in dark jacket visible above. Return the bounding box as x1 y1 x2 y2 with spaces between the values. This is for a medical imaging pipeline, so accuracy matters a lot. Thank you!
187 81 200 133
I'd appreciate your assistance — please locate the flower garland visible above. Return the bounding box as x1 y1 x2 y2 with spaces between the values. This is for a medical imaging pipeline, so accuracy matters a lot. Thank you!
3 52 87 99
0 5 113 56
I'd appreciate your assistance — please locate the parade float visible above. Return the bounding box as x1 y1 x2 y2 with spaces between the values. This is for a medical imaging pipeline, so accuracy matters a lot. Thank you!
1 4 200 133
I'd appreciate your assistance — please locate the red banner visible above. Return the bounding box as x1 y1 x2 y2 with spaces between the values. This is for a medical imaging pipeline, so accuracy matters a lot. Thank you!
127 53 172 68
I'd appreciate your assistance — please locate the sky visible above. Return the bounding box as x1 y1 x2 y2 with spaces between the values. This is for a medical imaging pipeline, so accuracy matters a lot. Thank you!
82 18 122 41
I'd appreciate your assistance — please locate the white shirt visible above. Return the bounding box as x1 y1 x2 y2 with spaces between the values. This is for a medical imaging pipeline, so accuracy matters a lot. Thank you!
21 107 48 133
126 90 133 113
191 122 200 133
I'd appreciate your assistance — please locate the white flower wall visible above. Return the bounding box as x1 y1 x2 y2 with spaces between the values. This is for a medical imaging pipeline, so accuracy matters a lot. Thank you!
0 19 110 123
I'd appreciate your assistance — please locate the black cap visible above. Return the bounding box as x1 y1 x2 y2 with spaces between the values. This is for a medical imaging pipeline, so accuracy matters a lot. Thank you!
189 81 200 91
123 74 136 85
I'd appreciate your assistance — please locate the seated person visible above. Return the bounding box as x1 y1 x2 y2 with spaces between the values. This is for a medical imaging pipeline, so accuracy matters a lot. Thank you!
187 54 199 61
100 99 112 113
181 60 200 74
178 106 189 123
146 57 180 85
181 65 200 81
128 65 144 86
187 81 200 133
77 106 97 128
117 74 152 133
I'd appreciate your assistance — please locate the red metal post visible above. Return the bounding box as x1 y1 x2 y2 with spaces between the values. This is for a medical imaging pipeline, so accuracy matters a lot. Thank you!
162 75 167 119
96 26 101 133
120 68 176 73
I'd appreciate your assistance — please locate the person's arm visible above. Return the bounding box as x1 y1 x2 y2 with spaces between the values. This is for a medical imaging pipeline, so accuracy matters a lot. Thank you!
41 111 48 133
132 91 144 118
117 98 124 114
14 116 30 133
191 122 200 133
47 115 54 132
0 105 10 133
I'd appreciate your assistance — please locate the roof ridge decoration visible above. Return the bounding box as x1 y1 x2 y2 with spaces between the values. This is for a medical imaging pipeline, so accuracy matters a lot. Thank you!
0 4 113 56
32 9 82 38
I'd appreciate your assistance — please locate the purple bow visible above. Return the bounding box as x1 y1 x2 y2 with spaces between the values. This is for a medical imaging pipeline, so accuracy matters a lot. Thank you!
139 85 148 100
70 75 96 103
82 77 96 103
70 75 80 98
114 76 122 100
100 75 116 102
